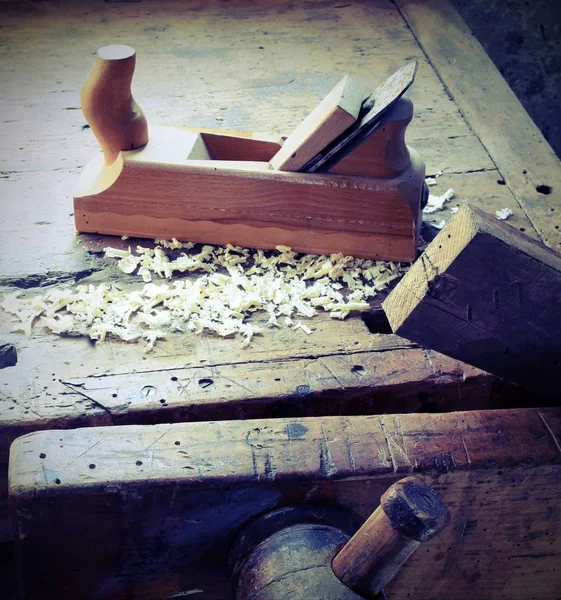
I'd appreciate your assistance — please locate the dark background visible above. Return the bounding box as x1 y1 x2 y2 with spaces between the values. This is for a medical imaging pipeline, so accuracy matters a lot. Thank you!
452 0 561 158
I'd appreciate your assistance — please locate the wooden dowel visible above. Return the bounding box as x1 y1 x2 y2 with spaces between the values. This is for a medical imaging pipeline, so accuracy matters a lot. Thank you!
80 44 149 165
332 476 450 598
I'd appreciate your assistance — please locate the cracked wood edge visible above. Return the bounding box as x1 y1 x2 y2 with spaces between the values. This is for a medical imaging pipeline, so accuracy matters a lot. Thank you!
395 0 561 250
9 408 561 600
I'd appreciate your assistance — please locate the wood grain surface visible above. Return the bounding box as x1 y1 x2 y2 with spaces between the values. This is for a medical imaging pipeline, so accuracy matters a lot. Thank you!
384 205 561 396
395 0 561 251
0 0 557 551
10 408 561 599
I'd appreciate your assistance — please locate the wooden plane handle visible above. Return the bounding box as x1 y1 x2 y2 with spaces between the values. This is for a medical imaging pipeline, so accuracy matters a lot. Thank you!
332 476 450 597
81 44 149 165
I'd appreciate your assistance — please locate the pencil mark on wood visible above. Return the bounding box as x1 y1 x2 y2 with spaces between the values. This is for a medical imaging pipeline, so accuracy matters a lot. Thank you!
318 422 337 477
461 436 471 466
263 453 276 481
144 428 172 451
424 348 436 375
321 360 346 389
536 410 561 458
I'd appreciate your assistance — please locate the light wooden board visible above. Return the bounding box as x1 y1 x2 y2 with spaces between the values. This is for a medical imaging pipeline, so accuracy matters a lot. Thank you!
9 408 561 600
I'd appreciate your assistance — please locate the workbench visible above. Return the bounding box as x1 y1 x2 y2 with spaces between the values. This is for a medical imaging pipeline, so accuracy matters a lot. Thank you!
1 1 560 598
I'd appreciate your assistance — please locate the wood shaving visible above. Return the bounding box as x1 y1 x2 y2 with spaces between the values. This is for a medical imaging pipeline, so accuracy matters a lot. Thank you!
423 188 455 214
495 208 513 220
1 242 408 351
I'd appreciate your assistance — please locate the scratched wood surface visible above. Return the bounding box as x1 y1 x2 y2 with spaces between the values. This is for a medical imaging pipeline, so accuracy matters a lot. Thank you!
0 0 557 547
10 408 561 599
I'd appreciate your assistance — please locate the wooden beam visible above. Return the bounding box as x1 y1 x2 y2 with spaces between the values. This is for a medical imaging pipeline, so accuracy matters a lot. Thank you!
395 0 561 252
383 205 561 396
9 408 561 599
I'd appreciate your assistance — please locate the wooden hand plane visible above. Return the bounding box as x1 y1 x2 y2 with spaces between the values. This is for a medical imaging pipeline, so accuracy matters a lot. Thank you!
74 45 425 261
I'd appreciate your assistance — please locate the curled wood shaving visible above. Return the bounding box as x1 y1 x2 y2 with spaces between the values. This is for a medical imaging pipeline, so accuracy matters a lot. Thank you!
1 242 408 351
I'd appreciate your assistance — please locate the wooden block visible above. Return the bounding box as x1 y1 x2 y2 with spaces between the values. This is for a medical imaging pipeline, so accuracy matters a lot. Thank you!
269 76 366 172
9 408 561 599
383 205 561 396
74 125 425 262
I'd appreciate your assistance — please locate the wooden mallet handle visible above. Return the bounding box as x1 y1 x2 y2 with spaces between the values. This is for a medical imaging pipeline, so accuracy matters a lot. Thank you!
80 44 148 165
332 477 450 598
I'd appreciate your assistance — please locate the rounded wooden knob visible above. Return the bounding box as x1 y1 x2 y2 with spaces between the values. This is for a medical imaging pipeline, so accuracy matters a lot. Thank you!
81 44 149 165
381 476 450 542
332 476 450 598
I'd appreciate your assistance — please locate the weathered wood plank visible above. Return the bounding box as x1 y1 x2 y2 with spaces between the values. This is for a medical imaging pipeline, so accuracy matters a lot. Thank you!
384 206 561 396
396 0 561 251
9 408 561 599
0 315 499 544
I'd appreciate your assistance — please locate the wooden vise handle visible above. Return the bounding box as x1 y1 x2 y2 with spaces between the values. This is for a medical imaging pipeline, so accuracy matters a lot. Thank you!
332 477 450 598
81 44 148 165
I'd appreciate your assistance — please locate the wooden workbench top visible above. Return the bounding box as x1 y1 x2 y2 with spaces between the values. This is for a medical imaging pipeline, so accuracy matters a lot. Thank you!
1 0 560 548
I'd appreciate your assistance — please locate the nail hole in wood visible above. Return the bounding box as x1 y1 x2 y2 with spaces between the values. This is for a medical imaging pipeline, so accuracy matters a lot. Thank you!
274 377 281 381
39 453 46 459
55 479 61 485
199 378 214 389
351 365 366 376
536 184 552 195
175 441 180 446
89 464 96 469
171 376 178 381
159 399 166 404
497 179 506 185
361 309 392 334
112 393 117 398
136 460 143 466
519 228 526 232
